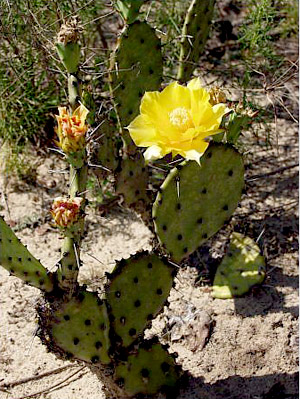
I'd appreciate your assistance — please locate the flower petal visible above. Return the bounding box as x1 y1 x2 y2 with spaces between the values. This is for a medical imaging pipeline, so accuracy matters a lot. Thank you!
158 82 191 111
184 146 208 164
73 104 89 122
58 106 68 117
180 127 200 141
196 103 229 134
187 77 203 91
190 89 211 126
139 90 186 143
212 103 230 120
140 91 161 119
127 114 158 147
140 91 174 137
144 145 165 163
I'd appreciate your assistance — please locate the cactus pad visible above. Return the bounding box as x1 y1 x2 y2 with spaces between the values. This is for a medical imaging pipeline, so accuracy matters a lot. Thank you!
49 291 111 364
90 120 119 178
106 252 175 347
153 143 244 262
212 232 266 299
177 0 215 82
115 339 179 397
110 21 163 130
55 42 80 74
0 216 53 292
115 152 150 216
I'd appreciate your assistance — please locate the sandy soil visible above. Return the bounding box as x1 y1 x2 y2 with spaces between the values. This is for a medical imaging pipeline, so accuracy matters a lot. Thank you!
0 116 298 399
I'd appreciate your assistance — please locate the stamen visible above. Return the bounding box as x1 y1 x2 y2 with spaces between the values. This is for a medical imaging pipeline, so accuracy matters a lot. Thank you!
169 107 193 130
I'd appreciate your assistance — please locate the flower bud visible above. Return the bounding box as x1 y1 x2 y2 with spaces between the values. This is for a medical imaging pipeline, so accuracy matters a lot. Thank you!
55 17 81 74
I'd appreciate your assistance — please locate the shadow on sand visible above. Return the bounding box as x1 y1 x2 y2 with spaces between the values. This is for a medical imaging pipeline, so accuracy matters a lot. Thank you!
179 371 299 399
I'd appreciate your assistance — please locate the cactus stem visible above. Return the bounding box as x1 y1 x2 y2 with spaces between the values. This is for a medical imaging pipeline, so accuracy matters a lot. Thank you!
56 48 88 293
57 163 87 292
68 74 81 109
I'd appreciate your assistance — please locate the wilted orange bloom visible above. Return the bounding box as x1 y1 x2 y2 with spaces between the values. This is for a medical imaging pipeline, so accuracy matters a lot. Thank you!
208 86 227 106
55 104 89 153
50 197 82 228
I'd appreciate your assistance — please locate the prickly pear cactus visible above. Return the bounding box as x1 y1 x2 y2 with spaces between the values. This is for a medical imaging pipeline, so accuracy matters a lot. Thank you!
212 232 266 299
177 0 215 82
0 216 53 292
153 143 244 263
39 290 111 364
106 252 175 347
115 339 179 397
0 7 254 398
109 21 163 145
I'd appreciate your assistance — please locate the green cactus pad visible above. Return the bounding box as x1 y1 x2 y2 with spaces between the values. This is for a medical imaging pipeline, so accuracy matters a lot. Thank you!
50 291 111 364
115 339 179 397
153 143 244 262
106 252 175 347
177 0 215 82
114 0 146 24
110 21 163 130
91 120 119 177
0 216 53 292
212 232 266 299
55 42 80 74
115 152 150 216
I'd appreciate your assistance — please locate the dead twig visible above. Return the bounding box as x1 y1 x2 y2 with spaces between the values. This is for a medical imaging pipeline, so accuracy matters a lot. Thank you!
12 366 86 399
0 364 78 389
246 163 298 182
236 200 297 217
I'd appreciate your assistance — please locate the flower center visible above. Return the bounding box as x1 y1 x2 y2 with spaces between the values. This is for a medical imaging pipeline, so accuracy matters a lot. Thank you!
169 107 193 131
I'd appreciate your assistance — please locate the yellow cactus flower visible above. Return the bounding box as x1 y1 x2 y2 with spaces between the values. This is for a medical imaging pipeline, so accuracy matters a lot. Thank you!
127 78 229 163
55 104 89 153
50 197 82 228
